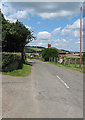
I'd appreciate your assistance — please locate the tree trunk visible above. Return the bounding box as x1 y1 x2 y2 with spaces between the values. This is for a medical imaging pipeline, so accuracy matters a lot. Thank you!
21 47 26 63
21 51 25 63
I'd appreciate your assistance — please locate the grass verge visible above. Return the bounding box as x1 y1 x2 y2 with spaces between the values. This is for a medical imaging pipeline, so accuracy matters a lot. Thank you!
48 62 84 73
2 60 32 77
32 58 84 72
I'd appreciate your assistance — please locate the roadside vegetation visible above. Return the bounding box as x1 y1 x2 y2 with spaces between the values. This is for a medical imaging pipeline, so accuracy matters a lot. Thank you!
33 49 85 73
2 60 32 77
34 58 84 73
1 11 35 76
48 62 84 73
42 48 59 61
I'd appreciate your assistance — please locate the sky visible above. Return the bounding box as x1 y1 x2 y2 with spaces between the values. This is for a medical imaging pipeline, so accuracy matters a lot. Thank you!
0 0 85 52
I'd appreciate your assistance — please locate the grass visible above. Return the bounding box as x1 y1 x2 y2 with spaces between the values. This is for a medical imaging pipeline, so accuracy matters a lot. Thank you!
27 47 44 51
2 60 32 77
31 58 84 73
29 47 42 51
48 62 84 73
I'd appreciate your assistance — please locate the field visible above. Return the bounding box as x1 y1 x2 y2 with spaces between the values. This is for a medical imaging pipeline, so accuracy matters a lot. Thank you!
25 46 45 53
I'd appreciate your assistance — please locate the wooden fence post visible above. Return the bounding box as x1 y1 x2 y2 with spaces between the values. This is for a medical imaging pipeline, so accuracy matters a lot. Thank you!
64 58 66 65
69 59 70 65
75 59 76 67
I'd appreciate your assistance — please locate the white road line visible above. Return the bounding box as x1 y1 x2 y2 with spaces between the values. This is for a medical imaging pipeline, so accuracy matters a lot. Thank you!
56 75 70 89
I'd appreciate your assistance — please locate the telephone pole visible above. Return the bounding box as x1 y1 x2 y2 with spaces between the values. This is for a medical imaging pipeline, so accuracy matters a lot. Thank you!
80 7 82 68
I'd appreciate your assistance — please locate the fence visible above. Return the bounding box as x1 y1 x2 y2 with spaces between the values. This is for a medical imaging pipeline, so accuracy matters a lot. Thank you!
49 57 83 68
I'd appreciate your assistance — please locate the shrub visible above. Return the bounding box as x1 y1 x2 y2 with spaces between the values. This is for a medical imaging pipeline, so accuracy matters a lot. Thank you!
2 52 22 72
42 48 59 61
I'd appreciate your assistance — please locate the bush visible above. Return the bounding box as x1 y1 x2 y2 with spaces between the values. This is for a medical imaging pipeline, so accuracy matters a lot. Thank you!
2 52 22 72
42 48 59 61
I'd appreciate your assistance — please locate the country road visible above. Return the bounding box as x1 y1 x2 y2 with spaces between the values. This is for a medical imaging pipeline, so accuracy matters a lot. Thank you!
2 59 83 118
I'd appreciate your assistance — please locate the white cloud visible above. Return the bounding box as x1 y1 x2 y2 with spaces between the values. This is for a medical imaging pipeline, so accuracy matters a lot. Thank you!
61 27 80 38
38 12 57 19
65 17 84 30
7 10 28 20
66 19 80 29
37 42 47 46
37 31 52 40
4 15 17 23
62 39 67 42
73 30 80 37
55 39 61 42
1 2 82 21
61 18 85 38
53 43 59 47
75 41 80 44
52 27 61 35
54 38 67 43
25 25 31 30
0 1 2 9
1 3 9 15
61 28 72 37
38 10 73 19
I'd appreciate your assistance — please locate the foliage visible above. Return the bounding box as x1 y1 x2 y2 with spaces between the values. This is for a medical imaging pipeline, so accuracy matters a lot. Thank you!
63 55 68 59
82 52 85 61
1 11 35 62
2 52 22 71
2 12 35 52
3 63 32 77
42 48 59 61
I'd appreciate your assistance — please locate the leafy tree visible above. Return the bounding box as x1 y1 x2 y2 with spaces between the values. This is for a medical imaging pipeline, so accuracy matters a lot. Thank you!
42 48 59 61
2 12 35 62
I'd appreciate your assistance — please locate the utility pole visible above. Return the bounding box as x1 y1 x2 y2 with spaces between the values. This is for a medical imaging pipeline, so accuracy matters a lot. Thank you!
80 7 82 68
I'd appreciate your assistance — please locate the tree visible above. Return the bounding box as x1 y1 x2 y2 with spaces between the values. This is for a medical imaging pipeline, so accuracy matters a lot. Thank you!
42 48 59 61
82 52 85 64
2 12 35 62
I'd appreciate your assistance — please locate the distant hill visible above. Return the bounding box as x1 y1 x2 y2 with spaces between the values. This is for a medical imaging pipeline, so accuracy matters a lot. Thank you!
60 49 70 52
25 46 45 53
60 49 81 53
25 46 80 54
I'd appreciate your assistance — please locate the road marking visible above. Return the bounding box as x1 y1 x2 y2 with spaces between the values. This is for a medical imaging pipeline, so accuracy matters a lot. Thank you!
56 75 70 89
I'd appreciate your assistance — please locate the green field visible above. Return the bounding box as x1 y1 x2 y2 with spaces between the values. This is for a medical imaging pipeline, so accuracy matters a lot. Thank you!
25 46 45 53
29 47 44 51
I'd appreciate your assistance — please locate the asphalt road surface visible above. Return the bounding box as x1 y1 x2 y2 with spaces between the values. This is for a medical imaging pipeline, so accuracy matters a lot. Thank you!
2 59 83 118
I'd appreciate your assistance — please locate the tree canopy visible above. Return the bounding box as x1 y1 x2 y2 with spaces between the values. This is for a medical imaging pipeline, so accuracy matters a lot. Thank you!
42 48 59 61
2 12 35 52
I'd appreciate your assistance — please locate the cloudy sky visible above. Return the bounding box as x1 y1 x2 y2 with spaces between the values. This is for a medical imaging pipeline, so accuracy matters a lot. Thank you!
0 0 84 51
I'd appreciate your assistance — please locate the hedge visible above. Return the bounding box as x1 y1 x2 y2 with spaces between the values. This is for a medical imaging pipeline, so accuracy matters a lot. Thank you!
2 52 22 72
